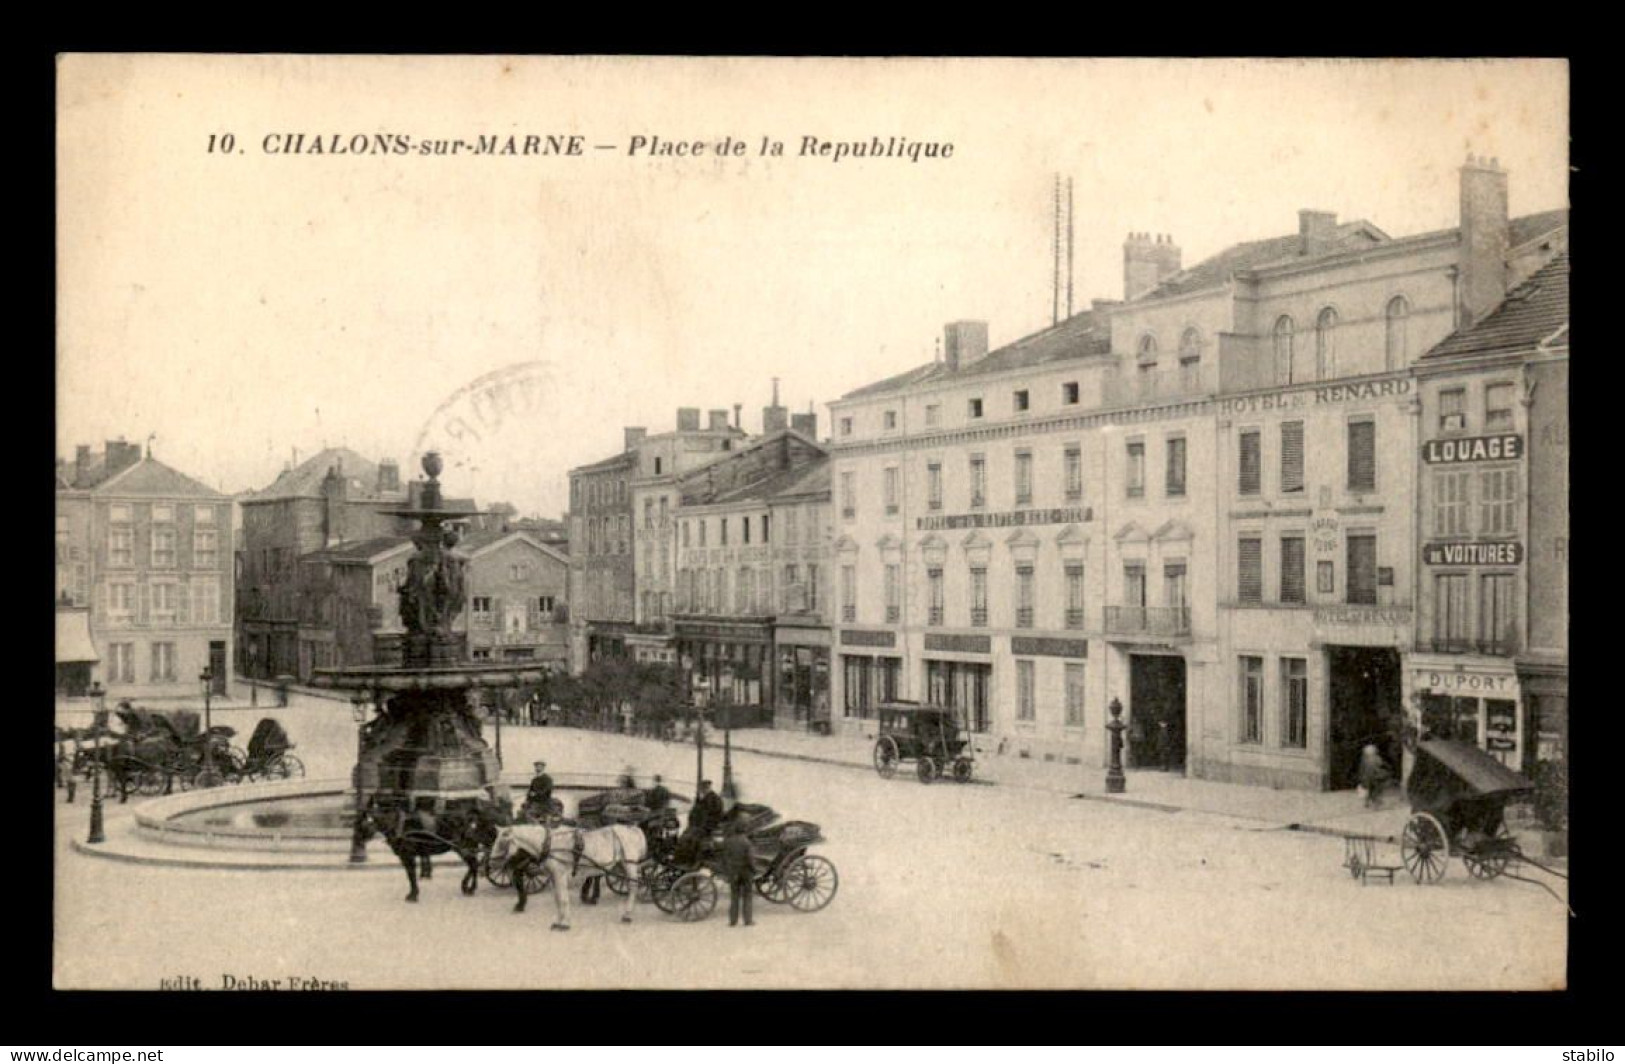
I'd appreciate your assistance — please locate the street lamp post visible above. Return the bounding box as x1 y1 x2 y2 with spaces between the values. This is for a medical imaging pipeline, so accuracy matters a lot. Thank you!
197 666 221 788
349 689 371 863
693 703 706 800
1105 697 1127 794
493 689 503 768
86 681 106 844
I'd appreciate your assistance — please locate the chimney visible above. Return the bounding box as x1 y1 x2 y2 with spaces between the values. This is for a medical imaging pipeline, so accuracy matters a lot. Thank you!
1459 153 1510 328
733 404 743 430
708 409 730 432
1298 210 1338 257
1123 233 1182 301
943 321 989 371
762 377 789 434
676 407 701 432
321 464 347 547
75 445 91 485
376 458 400 495
790 412 818 438
624 426 648 452
105 438 142 476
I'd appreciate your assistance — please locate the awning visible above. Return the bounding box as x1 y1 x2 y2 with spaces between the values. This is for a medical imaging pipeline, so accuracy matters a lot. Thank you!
55 610 99 664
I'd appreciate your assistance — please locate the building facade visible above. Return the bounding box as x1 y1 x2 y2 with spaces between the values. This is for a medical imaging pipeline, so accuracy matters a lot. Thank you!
767 460 834 730
670 429 829 724
458 529 571 668
826 156 1566 789
567 408 746 670
55 440 235 700
1414 252 1568 775
236 448 415 680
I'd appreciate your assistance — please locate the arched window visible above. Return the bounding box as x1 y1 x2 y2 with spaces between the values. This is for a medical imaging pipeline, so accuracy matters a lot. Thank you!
1315 307 1338 380
1385 295 1410 369
1179 327 1202 363
1138 334 1158 360
1273 316 1295 384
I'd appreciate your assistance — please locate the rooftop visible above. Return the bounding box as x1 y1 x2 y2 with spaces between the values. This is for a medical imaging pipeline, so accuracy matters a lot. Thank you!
245 447 406 502
1423 251 1569 361
841 311 1111 401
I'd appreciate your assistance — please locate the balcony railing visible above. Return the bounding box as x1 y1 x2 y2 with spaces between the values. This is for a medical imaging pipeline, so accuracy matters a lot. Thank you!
1065 608 1084 629
1105 605 1192 637
842 606 856 623
1016 608 1034 628
928 607 944 626
1430 634 1520 657
885 606 900 623
970 607 988 627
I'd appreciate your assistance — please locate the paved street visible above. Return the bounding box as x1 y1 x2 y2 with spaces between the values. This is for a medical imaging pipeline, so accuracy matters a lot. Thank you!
54 698 1567 990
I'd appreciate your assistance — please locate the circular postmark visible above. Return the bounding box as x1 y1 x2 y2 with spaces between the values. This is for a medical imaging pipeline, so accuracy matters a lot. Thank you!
412 360 562 512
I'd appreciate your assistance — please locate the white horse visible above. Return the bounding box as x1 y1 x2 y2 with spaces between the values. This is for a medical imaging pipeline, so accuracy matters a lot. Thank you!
490 823 648 931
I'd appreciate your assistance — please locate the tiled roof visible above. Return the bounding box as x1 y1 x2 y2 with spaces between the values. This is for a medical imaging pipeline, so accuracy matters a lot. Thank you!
841 311 1111 400
246 447 404 501
1423 252 1569 361
305 535 412 563
570 450 637 476
94 458 225 498
708 453 831 505
768 460 831 501
1509 208 1569 250
1141 222 1385 300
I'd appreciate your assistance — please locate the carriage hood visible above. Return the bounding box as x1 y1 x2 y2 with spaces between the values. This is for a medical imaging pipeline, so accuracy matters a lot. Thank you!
1413 740 1533 796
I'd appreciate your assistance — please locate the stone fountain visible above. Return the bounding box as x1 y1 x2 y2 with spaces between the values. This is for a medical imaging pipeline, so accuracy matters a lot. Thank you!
311 452 550 821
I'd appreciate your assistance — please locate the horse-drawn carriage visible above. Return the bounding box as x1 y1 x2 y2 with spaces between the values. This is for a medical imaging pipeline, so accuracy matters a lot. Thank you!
55 708 303 797
1343 739 1567 898
872 702 975 784
644 802 838 922
239 718 304 781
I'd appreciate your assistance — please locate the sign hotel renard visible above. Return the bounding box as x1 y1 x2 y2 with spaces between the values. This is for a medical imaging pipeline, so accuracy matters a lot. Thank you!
917 506 1090 531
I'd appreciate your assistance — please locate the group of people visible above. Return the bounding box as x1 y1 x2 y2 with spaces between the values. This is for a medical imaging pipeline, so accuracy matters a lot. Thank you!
518 762 754 926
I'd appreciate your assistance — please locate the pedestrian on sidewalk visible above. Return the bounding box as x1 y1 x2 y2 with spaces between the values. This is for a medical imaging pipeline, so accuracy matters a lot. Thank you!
721 819 755 927
1358 744 1391 809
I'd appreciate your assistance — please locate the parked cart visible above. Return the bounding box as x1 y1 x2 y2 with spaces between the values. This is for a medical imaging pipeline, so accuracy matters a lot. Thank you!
872 702 974 784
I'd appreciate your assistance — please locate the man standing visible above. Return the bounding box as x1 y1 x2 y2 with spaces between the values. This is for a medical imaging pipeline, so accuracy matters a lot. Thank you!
720 820 755 927
645 774 671 813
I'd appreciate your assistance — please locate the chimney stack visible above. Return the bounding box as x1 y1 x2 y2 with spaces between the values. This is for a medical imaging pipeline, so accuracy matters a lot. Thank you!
1298 210 1338 257
377 458 400 495
624 426 648 452
762 377 789 434
1459 153 1511 328
676 407 701 432
321 463 348 547
1123 233 1183 301
790 412 818 438
75 445 91 486
708 409 730 432
105 438 142 476
733 404 743 430
943 321 989 371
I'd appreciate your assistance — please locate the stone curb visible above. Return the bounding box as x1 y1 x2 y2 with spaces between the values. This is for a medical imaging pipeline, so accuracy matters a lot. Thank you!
70 837 398 872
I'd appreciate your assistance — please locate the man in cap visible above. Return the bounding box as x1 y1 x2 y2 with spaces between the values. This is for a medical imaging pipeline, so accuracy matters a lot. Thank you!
523 760 555 822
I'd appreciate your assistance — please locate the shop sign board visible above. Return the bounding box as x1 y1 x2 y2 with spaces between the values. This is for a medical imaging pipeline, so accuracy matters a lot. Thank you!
1423 541 1524 565
1422 434 1523 464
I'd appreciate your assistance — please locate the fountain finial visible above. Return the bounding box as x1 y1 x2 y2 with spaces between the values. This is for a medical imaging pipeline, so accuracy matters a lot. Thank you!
422 451 443 480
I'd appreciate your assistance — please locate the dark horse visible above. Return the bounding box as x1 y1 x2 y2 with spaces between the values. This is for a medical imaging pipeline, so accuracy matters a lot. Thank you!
359 798 509 903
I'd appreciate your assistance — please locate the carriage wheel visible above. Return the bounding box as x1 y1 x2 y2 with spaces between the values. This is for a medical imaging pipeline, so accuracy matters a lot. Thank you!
648 865 685 913
873 737 899 779
137 769 169 797
522 863 552 894
483 855 514 889
952 758 974 784
756 848 805 903
781 855 839 912
1463 823 1516 880
669 871 718 922
192 765 226 790
916 756 938 784
1401 812 1450 884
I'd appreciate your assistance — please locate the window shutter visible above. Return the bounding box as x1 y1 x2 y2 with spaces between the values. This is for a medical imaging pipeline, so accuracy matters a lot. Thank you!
1280 422 1304 493
1347 534 1377 604
1347 421 1376 492
177 581 191 625
1281 537 1305 603
1239 432 1261 495
1238 539 1262 602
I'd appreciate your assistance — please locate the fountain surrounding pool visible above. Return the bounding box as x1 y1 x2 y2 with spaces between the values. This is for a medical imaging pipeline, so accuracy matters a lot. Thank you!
169 794 355 833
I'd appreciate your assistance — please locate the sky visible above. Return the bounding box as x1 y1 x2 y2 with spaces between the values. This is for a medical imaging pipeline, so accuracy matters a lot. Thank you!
56 56 1569 517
